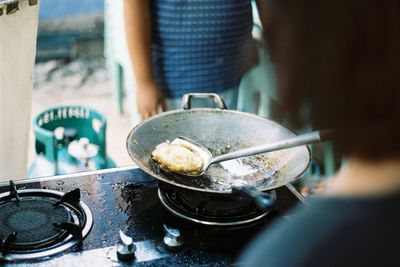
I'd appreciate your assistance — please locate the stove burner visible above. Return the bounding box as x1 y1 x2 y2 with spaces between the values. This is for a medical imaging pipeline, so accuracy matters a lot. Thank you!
158 187 273 226
0 182 93 261
0 198 70 250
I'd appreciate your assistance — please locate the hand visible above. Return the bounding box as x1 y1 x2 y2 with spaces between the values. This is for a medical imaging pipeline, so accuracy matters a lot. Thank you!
136 81 166 120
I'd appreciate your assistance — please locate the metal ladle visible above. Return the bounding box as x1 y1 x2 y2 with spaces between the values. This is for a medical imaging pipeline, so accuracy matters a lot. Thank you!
170 130 332 177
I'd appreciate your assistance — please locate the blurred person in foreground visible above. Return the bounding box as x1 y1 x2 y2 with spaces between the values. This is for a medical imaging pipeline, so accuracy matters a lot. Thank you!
124 0 267 120
239 0 400 266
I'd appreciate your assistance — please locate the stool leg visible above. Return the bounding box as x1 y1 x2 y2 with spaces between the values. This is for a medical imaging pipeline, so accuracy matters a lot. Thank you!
115 63 124 114
323 141 337 176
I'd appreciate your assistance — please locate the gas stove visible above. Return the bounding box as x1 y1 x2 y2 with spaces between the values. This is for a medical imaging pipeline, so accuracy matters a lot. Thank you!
0 166 305 266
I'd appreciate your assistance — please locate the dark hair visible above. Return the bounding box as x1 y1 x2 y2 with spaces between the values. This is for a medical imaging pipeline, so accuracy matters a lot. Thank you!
266 0 400 160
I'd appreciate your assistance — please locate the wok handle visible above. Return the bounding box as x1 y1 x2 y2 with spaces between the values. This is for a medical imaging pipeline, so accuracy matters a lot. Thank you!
182 93 227 110
232 185 276 210
210 130 333 165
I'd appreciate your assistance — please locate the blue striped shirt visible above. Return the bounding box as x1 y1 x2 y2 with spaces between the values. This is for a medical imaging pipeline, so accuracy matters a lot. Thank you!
150 0 253 98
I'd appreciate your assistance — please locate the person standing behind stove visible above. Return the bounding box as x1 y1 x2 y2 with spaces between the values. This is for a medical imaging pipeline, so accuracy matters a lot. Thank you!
239 0 400 266
124 0 267 120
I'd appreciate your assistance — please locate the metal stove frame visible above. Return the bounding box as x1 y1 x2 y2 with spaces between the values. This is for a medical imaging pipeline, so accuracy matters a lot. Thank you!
0 188 93 261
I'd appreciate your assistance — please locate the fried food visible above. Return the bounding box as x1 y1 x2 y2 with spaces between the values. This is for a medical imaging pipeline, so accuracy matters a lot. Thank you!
151 140 203 175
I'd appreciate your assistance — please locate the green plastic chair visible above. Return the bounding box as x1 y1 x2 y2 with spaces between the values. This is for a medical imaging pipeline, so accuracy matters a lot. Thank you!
237 38 339 177
237 26 279 118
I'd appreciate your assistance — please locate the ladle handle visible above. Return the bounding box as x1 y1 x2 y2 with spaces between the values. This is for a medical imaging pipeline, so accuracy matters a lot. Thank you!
210 130 332 165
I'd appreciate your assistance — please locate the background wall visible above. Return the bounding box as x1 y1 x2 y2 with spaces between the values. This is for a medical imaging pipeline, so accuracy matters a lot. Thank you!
39 0 103 19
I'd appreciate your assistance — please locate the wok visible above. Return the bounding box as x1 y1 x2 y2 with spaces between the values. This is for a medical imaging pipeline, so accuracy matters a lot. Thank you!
126 93 311 201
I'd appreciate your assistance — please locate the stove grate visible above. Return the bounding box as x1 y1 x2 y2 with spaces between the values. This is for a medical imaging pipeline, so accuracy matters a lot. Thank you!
158 187 270 226
0 198 70 250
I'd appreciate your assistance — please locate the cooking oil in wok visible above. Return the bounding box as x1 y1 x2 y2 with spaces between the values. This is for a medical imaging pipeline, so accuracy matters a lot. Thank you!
204 145 286 190
149 143 289 192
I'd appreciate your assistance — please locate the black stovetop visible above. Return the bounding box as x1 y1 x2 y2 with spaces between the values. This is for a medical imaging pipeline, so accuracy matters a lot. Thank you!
0 166 305 266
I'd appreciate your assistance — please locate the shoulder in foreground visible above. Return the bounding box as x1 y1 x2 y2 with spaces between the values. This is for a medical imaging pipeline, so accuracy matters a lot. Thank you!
238 195 400 267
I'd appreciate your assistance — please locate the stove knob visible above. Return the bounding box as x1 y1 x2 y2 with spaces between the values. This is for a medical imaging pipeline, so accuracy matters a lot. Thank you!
116 230 136 261
163 224 184 251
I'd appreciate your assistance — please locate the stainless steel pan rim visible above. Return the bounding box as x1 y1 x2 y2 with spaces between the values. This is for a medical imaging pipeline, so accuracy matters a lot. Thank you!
126 93 311 194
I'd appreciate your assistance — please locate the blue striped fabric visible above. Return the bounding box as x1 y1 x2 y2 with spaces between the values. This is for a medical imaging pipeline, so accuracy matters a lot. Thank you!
150 0 253 98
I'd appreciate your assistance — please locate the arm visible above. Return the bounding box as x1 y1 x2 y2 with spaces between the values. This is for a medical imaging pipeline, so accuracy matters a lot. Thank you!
124 0 166 120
